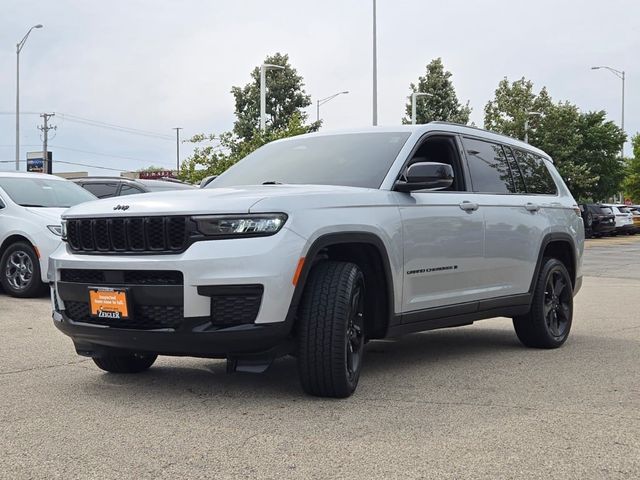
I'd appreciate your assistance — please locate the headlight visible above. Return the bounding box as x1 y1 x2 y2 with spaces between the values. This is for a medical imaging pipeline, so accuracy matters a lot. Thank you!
193 214 287 238
48 224 63 237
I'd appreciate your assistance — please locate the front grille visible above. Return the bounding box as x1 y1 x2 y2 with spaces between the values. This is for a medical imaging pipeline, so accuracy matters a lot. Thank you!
65 217 190 254
64 300 183 330
60 269 183 285
211 294 262 326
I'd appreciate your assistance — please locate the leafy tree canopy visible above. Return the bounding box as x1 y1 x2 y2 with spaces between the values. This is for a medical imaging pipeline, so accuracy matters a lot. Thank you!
402 58 471 125
484 77 625 201
231 53 318 141
178 114 310 184
623 134 640 203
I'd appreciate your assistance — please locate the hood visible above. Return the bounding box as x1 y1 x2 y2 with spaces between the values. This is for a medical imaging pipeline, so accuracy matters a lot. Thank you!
61 184 390 218
25 207 66 224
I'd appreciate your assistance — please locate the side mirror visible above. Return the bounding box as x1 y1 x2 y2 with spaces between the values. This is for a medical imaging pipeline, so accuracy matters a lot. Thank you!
394 162 454 192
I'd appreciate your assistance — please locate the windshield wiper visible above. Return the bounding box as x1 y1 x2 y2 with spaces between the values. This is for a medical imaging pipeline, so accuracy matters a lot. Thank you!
19 204 47 207
262 181 283 185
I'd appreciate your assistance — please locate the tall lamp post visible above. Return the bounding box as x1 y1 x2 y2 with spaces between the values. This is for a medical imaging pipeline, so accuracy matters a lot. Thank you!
16 24 43 171
372 0 378 126
411 92 432 125
316 91 349 123
260 63 285 132
524 111 542 143
591 65 625 158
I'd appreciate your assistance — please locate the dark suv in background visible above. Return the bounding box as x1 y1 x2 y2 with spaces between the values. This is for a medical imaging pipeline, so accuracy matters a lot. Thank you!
72 177 195 199
579 204 616 238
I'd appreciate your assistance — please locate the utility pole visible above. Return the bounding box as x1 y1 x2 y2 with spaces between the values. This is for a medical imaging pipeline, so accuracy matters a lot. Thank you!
38 112 56 174
173 127 182 171
372 0 378 126
16 24 43 170
411 92 432 125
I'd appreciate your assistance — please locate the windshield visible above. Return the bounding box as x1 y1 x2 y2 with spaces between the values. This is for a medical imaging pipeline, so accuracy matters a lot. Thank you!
599 207 613 215
0 177 96 208
208 132 412 189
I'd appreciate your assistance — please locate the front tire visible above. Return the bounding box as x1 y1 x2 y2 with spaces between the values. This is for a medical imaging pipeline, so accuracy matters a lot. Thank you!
513 258 573 348
93 353 157 373
297 261 365 398
0 241 46 298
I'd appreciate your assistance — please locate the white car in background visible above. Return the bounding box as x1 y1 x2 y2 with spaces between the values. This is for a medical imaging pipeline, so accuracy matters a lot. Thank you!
602 204 635 235
0 172 96 297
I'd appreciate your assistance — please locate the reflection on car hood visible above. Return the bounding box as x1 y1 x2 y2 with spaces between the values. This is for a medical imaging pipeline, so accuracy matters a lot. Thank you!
61 185 382 217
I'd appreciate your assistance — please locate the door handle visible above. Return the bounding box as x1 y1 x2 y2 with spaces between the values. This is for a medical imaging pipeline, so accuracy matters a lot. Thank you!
525 203 540 212
459 201 479 211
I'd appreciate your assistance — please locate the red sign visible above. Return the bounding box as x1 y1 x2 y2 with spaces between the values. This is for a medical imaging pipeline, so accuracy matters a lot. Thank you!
139 170 176 179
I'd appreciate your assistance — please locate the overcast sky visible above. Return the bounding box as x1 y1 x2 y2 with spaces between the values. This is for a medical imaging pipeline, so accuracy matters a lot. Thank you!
1 0 638 175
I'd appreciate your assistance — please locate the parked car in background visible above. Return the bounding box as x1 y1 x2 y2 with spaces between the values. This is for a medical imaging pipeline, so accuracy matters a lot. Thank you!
0 173 96 297
602 204 635 235
579 204 616 238
72 176 195 198
627 206 640 232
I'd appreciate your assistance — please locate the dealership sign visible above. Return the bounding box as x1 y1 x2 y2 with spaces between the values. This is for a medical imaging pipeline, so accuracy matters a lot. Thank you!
139 170 176 179
26 151 52 174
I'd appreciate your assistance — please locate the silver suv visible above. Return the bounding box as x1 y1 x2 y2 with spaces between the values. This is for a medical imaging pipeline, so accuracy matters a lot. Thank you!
50 123 584 398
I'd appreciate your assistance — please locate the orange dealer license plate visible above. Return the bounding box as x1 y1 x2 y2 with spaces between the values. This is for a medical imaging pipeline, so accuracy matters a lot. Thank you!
89 288 130 320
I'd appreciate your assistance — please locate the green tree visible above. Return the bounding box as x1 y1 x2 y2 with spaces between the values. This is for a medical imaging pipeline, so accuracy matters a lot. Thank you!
484 77 553 139
573 111 626 201
402 58 471 124
484 77 625 201
178 114 311 184
623 134 640 202
231 53 318 141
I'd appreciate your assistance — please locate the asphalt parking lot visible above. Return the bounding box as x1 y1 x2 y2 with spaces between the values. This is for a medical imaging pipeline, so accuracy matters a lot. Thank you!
1 237 639 479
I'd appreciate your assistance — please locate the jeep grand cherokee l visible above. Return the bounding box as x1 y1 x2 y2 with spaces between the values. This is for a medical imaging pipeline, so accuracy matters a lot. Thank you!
49 123 584 398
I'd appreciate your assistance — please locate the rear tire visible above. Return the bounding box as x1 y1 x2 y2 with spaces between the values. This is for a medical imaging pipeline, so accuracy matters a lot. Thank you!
0 241 46 298
513 258 573 348
297 261 365 398
93 353 157 373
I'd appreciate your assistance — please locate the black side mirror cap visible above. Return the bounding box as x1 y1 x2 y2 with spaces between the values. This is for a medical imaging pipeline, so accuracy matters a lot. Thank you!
394 162 454 192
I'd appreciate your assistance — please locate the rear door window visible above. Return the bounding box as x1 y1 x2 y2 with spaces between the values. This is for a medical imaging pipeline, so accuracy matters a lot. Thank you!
514 150 557 195
462 137 515 194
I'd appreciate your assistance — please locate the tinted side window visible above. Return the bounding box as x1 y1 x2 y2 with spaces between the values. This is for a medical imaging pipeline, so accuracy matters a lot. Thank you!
503 146 526 193
462 137 515 193
82 183 119 199
119 184 145 196
514 150 557 195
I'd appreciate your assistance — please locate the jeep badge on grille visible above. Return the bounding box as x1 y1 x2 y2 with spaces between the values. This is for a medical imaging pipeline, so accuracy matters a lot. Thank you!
113 205 130 211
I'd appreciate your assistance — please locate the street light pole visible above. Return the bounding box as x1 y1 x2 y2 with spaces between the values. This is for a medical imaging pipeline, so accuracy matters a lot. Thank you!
524 111 542 143
260 64 285 132
411 92 432 125
591 65 625 157
316 91 349 123
372 0 378 126
15 24 43 171
173 127 182 171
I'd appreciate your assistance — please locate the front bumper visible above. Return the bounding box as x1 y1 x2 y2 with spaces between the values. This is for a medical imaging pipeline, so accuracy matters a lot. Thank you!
53 311 292 358
50 227 306 357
